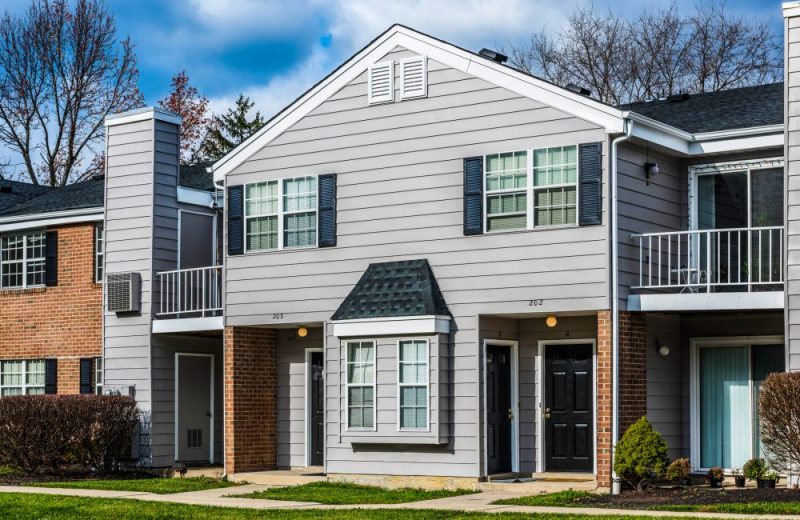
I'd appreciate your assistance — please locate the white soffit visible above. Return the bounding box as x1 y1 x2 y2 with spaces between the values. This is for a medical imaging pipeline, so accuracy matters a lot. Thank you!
331 315 451 337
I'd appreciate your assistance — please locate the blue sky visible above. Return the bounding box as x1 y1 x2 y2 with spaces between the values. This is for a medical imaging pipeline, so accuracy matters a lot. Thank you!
0 0 786 120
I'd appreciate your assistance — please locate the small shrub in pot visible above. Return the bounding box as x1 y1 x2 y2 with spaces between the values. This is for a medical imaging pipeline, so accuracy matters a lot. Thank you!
759 470 779 489
613 416 669 492
707 467 724 488
733 469 746 488
743 458 768 482
667 458 692 486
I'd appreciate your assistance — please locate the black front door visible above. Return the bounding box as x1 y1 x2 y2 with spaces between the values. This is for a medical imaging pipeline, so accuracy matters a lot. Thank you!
310 352 324 466
486 344 512 474
544 344 593 472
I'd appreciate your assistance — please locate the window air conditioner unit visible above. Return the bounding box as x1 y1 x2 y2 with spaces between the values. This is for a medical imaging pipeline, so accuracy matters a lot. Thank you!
107 272 141 313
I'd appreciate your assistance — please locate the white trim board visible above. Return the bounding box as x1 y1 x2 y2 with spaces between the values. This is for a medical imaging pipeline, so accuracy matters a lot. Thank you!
152 316 223 334
105 107 181 127
174 352 215 465
177 187 215 207
628 292 784 312
211 25 625 182
331 315 451 337
0 209 103 233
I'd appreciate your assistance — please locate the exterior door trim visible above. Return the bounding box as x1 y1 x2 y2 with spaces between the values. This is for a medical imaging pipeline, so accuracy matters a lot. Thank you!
481 339 519 475
305 348 324 467
174 352 214 464
536 338 597 474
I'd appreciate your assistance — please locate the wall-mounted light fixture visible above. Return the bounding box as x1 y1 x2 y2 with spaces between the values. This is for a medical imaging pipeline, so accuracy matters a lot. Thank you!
644 162 659 180
545 315 558 328
297 326 308 338
657 343 670 357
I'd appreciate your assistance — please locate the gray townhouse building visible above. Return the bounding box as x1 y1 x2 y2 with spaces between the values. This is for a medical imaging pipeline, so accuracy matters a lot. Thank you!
93 7 800 490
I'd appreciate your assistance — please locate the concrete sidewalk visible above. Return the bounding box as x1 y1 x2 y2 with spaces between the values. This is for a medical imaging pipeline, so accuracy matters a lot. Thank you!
1 484 799 519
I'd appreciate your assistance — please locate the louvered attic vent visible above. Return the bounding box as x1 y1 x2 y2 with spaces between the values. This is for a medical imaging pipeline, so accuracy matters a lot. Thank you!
107 272 141 313
400 56 427 99
368 60 394 104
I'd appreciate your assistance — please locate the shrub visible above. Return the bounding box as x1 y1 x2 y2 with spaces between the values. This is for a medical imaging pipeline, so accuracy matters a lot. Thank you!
666 457 691 483
613 416 669 491
742 458 768 481
708 467 724 482
758 372 800 474
0 395 139 475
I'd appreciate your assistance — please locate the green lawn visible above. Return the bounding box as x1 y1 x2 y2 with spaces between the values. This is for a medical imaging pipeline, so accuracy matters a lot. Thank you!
0 492 711 520
651 502 800 515
234 481 477 504
492 490 596 507
29 476 240 494
0 466 16 476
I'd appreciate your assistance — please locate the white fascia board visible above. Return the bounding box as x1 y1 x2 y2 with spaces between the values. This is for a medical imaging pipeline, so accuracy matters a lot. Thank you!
784 2 800 17
0 208 103 233
104 107 181 127
152 316 224 334
331 315 451 337
177 187 214 207
693 124 784 141
688 132 784 155
628 292 784 312
211 25 626 182
629 119 690 155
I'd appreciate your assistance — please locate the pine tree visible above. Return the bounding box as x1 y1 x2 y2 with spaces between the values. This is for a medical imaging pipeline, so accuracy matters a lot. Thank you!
201 95 266 161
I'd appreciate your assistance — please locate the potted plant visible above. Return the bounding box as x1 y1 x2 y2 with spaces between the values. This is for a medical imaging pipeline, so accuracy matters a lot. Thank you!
743 458 768 485
667 458 692 486
708 467 724 488
733 469 746 488
759 470 779 489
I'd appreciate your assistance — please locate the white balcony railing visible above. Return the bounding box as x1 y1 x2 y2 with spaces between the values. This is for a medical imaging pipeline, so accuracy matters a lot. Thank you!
632 226 784 293
156 265 222 318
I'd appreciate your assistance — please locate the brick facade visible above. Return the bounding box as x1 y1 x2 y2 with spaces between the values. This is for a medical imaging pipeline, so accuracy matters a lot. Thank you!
618 311 647 435
596 310 612 488
0 223 102 394
224 326 277 474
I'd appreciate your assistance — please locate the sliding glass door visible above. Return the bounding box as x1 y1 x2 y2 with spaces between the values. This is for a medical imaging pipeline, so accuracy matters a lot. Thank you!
695 340 784 470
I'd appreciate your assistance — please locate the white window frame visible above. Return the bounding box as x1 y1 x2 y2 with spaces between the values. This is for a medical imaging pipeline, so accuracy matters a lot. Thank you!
368 60 394 105
0 231 46 289
396 338 430 432
0 359 45 396
483 145 580 233
95 223 104 283
345 340 376 432
689 335 785 473
399 56 427 100
244 176 319 252
94 357 103 395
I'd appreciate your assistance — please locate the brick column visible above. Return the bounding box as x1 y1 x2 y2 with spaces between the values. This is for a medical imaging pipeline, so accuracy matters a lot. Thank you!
224 326 277 474
596 310 612 488
618 311 647 435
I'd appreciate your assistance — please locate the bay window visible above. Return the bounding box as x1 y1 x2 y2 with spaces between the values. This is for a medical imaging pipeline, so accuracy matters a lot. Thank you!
1 231 46 289
398 339 429 430
346 341 375 430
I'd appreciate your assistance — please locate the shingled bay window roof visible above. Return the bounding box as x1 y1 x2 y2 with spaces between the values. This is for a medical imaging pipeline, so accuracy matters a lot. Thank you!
332 259 451 321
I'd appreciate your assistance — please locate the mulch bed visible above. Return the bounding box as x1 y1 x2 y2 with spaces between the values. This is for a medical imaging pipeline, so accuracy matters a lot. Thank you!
578 486 800 509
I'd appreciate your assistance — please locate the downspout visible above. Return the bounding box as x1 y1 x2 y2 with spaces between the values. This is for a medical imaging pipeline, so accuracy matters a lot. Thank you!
610 117 633 494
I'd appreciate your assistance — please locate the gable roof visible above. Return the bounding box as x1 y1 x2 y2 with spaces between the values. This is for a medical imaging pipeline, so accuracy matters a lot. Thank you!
211 24 625 181
0 176 104 217
332 259 451 321
619 83 783 134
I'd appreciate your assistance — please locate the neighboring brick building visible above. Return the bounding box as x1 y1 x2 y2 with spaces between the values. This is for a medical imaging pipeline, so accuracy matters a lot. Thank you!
0 177 105 396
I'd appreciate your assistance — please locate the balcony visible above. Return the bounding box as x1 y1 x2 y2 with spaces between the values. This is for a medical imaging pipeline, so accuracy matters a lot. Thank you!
153 265 223 333
629 227 784 311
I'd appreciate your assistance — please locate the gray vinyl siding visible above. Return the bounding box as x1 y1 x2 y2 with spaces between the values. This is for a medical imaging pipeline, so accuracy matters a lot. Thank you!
277 327 324 468
616 143 684 308
787 12 800 370
103 119 158 459
225 46 611 477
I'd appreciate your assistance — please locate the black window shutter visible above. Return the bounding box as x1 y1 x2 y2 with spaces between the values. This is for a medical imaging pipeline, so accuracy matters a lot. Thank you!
318 174 337 248
463 157 484 235
227 185 244 255
45 359 57 394
80 358 93 394
578 142 603 226
45 230 58 286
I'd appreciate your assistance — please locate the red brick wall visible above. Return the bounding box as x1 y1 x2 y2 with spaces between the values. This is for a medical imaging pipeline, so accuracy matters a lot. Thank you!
0 223 102 394
596 310 612 488
618 311 647 435
224 326 277 474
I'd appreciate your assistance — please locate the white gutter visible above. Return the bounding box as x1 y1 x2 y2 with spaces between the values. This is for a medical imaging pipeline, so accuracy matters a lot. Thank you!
610 118 633 494
0 207 103 233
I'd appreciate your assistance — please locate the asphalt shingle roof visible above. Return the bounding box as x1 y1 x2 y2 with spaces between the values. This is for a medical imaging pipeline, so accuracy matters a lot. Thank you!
0 176 104 217
332 259 451 321
179 162 215 191
0 180 52 213
619 83 783 133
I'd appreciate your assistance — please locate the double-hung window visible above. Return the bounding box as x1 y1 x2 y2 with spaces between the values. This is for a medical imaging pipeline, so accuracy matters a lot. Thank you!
1 231 45 289
94 357 103 395
95 223 104 283
245 176 317 251
0 360 45 396
398 340 429 430
484 145 578 231
346 341 375 430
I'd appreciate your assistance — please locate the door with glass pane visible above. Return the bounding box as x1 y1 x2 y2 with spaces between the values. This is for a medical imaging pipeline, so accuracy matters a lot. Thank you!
695 340 784 470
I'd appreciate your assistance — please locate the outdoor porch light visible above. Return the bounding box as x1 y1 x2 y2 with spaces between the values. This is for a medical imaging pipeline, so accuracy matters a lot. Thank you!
644 162 659 178
545 315 558 328
297 326 308 338
657 344 670 357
